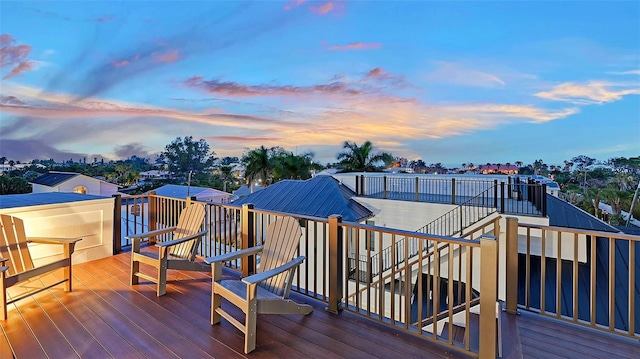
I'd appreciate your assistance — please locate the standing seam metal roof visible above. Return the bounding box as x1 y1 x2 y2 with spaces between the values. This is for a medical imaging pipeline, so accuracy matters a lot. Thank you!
232 176 373 222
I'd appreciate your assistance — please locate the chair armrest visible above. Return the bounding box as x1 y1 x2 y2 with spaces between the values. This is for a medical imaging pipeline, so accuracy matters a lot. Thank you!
28 237 82 245
242 256 306 285
156 230 208 248
126 226 177 241
205 246 264 264
0 266 7 273
0 257 8 265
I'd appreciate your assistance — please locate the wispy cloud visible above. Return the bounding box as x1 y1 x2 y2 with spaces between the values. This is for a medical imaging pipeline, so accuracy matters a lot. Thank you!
310 1 345 16
183 76 365 97
283 0 305 11
0 34 35 79
425 62 506 88
152 49 180 63
328 42 381 51
535 81 640 104
606 70 640 76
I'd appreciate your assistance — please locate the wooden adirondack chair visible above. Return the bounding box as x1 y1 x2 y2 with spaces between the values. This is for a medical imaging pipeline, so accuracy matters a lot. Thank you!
130 202 208 296
206 216 313 353
0 214 82 320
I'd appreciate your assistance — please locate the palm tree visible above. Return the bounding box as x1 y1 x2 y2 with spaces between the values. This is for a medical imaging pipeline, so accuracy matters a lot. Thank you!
273 152 320 181
242 146 274 188
336 141 393 172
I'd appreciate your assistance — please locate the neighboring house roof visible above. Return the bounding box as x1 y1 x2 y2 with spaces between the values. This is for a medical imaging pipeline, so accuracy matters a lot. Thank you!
546 194 619 233
232 176 373 222
0 192 107 209
232 184 264 198
30 172 80 187
151 184 230 200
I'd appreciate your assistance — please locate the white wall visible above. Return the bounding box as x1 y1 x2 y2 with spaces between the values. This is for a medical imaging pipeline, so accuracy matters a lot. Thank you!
0 197 115 265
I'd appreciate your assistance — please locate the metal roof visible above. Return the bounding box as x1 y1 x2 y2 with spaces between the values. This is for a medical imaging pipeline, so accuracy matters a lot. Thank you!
0 192 108 209
232 175 373 222
30 172 80 187
546 194 619 233
151 184 228 200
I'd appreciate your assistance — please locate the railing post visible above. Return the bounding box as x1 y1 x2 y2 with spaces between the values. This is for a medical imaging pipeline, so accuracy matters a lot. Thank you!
479 235 498 359
415 176 419 202
360 175 365 196
383 176 387 199
500 182 505 214
327 215 343 314
493 179 498 209
451 178 456 204
505 217 519 314
112 194 122 254
541 184 547 216
508 177 512 199
148 191 157 244
241 204 255 277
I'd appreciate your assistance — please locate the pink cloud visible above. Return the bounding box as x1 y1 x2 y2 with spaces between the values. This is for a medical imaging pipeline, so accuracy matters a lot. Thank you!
183 76 364 97
284 0 306 11
152 49 180 63
328 42 381 51
310 1 339 15
3 61 34 79
0 34 35 79
111 59 129 68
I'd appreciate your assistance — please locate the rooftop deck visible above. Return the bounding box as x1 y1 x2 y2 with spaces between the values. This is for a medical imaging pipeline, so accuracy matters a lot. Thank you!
2 252 638 358
1 252 470 359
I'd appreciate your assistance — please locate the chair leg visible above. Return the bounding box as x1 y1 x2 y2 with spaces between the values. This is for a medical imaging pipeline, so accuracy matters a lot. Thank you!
0 276 6 320
157 255 168 297
211 291 221 324
130 254 139 285
245 295 257 354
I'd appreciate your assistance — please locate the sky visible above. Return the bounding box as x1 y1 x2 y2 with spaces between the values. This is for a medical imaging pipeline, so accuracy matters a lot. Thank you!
0 1 639 167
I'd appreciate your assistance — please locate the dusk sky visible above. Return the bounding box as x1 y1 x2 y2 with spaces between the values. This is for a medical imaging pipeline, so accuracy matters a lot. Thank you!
1 1 639 167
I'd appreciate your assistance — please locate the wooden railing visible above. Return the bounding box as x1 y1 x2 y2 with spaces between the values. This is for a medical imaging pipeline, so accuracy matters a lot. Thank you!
504 217 640 339
116 194 499 358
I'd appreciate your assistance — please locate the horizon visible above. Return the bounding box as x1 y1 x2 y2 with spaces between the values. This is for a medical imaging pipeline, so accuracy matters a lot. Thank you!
1 1 639 166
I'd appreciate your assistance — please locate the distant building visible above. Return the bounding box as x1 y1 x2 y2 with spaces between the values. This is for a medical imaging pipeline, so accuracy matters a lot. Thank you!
477 164 519 175
30 171 119 197
139 170 171 180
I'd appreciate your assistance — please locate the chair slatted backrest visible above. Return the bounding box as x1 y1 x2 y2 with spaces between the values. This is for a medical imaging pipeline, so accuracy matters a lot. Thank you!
169 203 206 260
258 216 302 296
0 215 35 276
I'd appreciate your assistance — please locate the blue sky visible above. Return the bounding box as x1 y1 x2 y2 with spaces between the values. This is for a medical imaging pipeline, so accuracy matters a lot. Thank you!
1 1 638 167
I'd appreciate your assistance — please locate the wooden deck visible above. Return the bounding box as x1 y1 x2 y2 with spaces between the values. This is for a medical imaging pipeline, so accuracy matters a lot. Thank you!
1 252 470 359
2 252 639 358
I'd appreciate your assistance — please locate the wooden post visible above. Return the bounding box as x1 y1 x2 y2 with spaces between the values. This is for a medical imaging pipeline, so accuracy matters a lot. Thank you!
327 215 343 314
242 204 255 277
479 235 498 359
505 217 519 314
148 191 157 244
112 194 122 254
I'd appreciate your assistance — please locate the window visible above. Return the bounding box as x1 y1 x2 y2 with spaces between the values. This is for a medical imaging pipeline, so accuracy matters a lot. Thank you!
73 185 87 194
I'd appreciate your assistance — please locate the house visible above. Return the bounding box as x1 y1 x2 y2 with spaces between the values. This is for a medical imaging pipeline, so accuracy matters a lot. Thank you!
30 171 119 197
139 169 171 180
151 184 232 203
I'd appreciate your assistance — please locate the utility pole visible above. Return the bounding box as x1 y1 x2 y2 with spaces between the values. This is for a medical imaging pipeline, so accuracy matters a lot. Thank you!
626 181 640 227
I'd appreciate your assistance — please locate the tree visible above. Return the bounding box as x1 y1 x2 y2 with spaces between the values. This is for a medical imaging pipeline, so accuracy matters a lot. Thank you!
0 176 31 194
242 146 278 186
156 136 216 175
273 151 322 181
336 140 393 172
571 155 596 170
